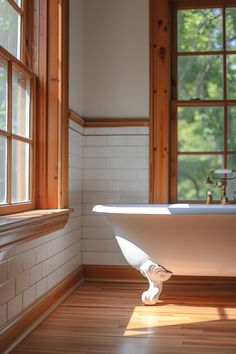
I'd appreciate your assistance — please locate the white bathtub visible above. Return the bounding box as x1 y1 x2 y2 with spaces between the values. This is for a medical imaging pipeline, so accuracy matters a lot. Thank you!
93 204 236 304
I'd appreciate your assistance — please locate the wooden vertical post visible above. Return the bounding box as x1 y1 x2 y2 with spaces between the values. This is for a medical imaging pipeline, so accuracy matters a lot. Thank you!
149 0 170 203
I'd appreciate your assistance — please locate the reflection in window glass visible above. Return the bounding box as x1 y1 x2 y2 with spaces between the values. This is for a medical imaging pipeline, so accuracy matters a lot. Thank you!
0 136 7 204
0 0 21 59
227 55 236 99
177 155 223 201
178 8 222 52
178 55 223 100
12 140 30 203
12 70 31 139
178 106 224 152
0 59 7 131
226 8 236 50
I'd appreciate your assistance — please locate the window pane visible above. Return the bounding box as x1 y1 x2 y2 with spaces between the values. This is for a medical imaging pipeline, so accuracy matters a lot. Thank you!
177 155 223 201
178 106 224 152
227 55 236 99
178 55 223 100
178 9 222 52
227 155 236 200
0 59 7 131
227 106 236 151
13 0 22 7
0 135 7 204
12 140 30 203
0 0 21 59
12 70 31 139
226 8 236 50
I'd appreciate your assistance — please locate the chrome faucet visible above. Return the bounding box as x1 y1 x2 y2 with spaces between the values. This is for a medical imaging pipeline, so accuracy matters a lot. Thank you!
203 169 236 204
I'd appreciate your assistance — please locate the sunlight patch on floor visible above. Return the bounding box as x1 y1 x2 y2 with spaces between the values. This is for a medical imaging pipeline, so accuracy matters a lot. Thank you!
124 304 236 336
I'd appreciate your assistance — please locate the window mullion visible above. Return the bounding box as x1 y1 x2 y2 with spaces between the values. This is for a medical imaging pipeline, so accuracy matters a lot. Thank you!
7 0 23 15
7 61 12 205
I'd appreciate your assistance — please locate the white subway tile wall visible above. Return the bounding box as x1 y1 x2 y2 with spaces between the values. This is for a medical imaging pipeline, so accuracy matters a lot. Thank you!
82 125 149 265
0 120 82 330
0 121 149 330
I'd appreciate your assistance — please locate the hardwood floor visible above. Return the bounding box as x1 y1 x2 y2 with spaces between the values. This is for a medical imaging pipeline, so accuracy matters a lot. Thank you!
11 280 236 354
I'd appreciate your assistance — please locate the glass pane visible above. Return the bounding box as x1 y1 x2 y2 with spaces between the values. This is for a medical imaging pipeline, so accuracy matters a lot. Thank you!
178 55 223 100
178 106 224 152
12 140 30 203
0 135 7 204
0 59 7 131
12 70 31 139
226 8 236 50
227 106 236 151
227 155 236 200
177 155 223 201
178 9 223 52
0 0 21 59
227 55 236 99
13 0 22 7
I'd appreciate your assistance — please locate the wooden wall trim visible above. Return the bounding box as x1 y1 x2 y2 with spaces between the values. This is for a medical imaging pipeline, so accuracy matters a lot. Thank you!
83 265 145 281
84 118 149 128
69 110 149 128
0 267 83 354
83 265 236 284
69 111 86 127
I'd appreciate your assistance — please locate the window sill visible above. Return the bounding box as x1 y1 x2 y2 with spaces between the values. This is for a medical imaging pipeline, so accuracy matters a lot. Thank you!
0 209 71 249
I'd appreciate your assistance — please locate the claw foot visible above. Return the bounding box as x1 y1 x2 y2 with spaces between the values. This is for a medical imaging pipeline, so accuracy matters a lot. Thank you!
139 259 172 305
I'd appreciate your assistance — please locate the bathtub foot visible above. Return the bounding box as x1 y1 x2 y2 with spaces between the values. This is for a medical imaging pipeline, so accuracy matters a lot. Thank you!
139 259 172 305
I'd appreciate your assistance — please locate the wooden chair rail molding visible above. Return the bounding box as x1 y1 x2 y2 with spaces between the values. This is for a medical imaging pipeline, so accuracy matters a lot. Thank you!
69 110 149 128
0 267 83 354
0 209 71 250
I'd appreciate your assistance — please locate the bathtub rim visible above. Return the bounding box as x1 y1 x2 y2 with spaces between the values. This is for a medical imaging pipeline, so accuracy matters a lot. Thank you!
92 203 236 215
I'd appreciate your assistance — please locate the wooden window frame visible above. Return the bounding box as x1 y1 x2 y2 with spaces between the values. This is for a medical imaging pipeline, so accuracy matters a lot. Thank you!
0 0 69 246
150 0 236 203
0 46 36 215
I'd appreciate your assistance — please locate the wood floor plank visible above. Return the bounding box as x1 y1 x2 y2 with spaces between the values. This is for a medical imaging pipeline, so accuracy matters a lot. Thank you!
11 281 236 354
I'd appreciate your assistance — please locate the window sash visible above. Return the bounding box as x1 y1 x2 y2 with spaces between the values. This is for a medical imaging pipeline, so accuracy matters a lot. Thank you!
170 1 236 202
0 46 36 214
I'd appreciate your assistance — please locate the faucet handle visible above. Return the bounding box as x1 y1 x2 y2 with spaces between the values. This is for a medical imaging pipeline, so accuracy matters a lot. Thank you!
206 190 213 204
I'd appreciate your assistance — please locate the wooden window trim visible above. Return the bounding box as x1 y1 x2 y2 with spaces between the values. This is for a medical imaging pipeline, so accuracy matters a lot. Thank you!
36 0 69 210
0 0 70 244
149 0 170 203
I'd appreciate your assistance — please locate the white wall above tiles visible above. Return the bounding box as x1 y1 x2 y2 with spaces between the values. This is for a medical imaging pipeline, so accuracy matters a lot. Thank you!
69 0 149 118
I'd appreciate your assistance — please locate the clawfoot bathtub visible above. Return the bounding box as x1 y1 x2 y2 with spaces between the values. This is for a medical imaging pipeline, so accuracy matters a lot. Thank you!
93 204 236 305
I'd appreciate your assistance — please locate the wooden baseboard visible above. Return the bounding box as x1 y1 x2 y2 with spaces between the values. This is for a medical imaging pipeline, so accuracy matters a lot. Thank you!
83 265 236 284
83 265 145 281
0 266 83 354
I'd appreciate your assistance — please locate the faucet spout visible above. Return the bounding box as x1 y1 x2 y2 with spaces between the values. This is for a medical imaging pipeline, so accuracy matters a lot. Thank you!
203 169 236 204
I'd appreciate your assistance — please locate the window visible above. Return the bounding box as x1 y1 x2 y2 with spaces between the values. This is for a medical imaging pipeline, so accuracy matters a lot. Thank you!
0 0 69 223
0 0 36 214
171 1 236 202
149 0 236 203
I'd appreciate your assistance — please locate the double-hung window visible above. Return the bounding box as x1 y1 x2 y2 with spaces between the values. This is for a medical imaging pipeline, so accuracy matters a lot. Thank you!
171 1 236 202
0 0 36 215
150 0 236 203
